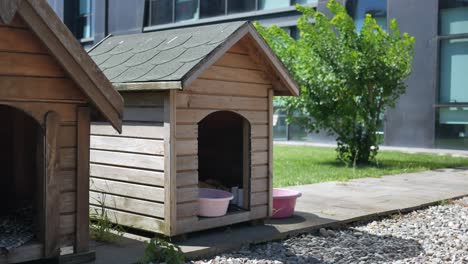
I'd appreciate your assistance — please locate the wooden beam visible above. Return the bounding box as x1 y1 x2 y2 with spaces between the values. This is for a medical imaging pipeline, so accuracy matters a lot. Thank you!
267 89 274 216
164 90 177 235
76 107 90 253
113 81 182 91
44 111 61 258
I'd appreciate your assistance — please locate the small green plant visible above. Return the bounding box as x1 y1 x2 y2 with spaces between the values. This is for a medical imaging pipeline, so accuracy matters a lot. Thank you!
437 199 451 206
89 181 125 243
139 238 185 264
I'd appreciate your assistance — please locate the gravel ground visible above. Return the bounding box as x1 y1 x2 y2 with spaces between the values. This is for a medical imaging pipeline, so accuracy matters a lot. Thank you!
191 197 468 264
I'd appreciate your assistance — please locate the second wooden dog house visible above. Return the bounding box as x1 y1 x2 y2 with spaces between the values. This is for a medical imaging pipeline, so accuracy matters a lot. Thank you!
89 21 299 236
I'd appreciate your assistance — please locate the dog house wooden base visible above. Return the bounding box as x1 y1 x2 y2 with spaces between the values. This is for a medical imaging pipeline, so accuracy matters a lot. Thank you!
0 1 123 262
89 22 299 236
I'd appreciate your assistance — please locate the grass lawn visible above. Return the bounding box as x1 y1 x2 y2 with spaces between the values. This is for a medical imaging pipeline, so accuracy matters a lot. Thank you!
273 145 468 187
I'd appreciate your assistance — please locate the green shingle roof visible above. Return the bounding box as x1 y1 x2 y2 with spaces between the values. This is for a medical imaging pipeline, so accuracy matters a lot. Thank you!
89 21 247 84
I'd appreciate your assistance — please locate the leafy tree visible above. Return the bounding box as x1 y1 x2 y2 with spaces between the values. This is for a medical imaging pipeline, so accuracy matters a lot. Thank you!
255 0 415 164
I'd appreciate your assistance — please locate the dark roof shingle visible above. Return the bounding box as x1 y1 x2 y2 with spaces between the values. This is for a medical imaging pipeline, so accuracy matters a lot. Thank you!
89 21 247 83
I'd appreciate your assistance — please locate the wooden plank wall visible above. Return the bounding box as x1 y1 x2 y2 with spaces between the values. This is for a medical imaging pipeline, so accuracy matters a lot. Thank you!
174 42 272 233
0 17 87 249
89 92 167 233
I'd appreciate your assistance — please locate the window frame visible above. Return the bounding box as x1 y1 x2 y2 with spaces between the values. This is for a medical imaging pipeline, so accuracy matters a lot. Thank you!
434 0 468 148
76 0 95 42
143 0 317 30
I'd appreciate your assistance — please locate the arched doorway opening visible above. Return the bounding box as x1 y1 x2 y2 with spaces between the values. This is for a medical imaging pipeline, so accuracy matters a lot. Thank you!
198 111 251 212
0 105 44 253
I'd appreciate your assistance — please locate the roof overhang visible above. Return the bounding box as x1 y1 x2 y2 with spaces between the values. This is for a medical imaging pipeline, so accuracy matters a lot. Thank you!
0 0 124 132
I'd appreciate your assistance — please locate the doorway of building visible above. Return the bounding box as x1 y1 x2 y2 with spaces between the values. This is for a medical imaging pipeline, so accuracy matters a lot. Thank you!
0 105 44 254
198 111 251 212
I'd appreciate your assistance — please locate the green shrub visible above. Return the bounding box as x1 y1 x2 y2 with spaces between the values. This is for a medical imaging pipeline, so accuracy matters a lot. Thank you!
139 238 185 264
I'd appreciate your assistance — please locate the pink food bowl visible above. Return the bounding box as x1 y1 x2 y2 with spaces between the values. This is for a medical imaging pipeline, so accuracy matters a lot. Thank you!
272 188 302 219
198 188 234 217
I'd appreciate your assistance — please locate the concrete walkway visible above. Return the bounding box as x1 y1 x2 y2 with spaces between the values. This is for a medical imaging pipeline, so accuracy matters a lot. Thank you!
87 168 468 263
275 141 468 158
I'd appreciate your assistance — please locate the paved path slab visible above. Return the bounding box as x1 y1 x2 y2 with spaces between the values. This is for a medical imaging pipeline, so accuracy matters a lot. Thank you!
87 168 468 263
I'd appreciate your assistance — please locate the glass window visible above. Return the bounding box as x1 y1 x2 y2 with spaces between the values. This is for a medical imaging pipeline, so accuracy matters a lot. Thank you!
439 38 468 103
295 0 317 5
147 0 173 26
176 0 199 22
436 107 468 149
258 0 290 11
200 0 225 19
346 0 387 32
76 0 93 39
227 0 256 14
440 0 468 35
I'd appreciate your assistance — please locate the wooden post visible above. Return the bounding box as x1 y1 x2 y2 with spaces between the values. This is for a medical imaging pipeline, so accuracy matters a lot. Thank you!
242 119 251 209
164 90 176 236
44 111 61 258
267 89 274 217
76 107 90 253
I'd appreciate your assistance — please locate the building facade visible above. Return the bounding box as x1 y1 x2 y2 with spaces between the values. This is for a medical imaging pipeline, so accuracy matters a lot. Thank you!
49 0 468 149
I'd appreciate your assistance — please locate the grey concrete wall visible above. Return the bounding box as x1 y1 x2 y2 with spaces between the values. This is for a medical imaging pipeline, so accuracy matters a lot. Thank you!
384 0 438 147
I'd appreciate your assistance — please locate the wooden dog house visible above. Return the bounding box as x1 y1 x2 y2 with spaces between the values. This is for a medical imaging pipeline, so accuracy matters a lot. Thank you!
89 21 299 236
0 0 123 263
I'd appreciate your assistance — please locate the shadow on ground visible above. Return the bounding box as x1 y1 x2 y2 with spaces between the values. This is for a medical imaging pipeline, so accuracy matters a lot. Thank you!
198 227 424 264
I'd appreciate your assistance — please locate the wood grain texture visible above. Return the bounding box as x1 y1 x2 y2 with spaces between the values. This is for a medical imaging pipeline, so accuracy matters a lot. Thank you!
251 191 268 206
90 206 165 233
90 149 164 171
0 101 78 123
44 111 61 258
76 107 90 253
252 138 268 152
175 205 268 235
91 135 164 155
176 171 198 187
175 139 197 156
200 65 270 85
89 191 164 219
0 77 85 102
91 122 165 139
267 89 274 216
175 124 197 139
90 164 165 187
252 165 268 179
60 192 76 214
163 90 176 235
176 155 198 171
90 178 164 202
176 93 268 111
59 125 77 148
187 79 270 98
176 109 268 125
214 52 261 70
0 52 65 77
176 202 198 219
176 186 198 203
0 26 48 53
252 151 268 165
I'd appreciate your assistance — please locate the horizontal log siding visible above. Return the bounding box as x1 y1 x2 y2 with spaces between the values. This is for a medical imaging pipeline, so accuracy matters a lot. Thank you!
174 48 272 233
0 23 90 249
90 92 167 233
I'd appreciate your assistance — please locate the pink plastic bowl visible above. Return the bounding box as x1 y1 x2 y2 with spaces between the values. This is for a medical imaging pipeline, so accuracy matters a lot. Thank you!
198 188 234 217
272 188 302 219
